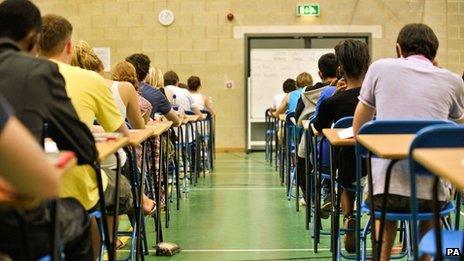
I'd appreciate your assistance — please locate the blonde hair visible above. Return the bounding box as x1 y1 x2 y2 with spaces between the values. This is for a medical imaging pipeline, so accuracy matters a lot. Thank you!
111 61 139 91
296 72 313 88
146 67 164 88
71 40 103 73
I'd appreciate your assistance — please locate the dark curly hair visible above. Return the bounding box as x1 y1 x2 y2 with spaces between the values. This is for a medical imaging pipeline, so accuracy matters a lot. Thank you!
126 53 151 82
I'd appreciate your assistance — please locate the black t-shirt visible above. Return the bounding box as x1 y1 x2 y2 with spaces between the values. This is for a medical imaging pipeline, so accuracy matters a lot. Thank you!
313 87 360 132
0 95 11 133
313 87 360 184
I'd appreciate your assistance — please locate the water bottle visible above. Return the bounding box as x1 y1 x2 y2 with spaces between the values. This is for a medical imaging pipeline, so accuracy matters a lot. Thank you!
172 94 179 112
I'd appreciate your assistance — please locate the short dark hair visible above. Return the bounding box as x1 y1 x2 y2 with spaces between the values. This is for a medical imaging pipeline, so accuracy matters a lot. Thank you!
187 76 201 91
164 71 179 86
397 23 439 61
126 53 151 82
334 39 370 80
40 14 73 57
282 78 296 93
318 53 338 79
0 0 42 41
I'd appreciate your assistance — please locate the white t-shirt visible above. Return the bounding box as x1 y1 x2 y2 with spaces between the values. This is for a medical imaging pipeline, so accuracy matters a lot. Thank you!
272 93 286 109
359 55 464 201
190 92 205 110
165 85 197 111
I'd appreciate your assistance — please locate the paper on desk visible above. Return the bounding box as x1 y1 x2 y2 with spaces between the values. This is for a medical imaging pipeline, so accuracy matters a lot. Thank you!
337 127 354 139
44 140 59 153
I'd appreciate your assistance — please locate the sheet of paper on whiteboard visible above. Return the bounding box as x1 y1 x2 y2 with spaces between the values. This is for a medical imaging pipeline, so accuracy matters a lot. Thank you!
93 47 111 72
337 127 354 139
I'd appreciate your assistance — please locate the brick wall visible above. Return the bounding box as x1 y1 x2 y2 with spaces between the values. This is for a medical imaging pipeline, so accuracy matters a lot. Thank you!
33 0 464 149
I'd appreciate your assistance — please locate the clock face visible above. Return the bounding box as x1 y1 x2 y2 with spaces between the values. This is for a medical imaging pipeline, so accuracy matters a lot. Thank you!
158 9 174 26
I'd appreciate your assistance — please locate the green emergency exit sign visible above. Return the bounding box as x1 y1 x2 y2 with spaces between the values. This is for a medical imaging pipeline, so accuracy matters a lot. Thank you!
296 4 320 17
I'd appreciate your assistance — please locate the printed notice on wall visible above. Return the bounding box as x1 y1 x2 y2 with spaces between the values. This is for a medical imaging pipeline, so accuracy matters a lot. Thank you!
93 47 111 72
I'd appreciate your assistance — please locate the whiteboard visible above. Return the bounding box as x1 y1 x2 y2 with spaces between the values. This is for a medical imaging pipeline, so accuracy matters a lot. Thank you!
249 48 333 120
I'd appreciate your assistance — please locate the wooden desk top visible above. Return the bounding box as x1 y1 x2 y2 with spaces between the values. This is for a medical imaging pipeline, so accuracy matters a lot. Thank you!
185 115 199 123
322 128 355 147
96 137 129 162
279 114 286 121
356 134 415 160
128 129 154 146
413 148 464 191
146 121 173 137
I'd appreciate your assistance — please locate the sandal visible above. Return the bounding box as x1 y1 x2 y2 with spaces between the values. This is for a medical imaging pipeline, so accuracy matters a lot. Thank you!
343 215 356 253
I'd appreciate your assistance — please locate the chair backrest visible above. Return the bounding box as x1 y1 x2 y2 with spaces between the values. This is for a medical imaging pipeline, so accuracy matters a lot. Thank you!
201 110 212 120
409 125 464 176
356 120 454 156
333 116 353 129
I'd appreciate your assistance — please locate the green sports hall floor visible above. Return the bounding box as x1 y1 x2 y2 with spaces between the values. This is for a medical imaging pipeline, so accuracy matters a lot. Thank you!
135 152 333 260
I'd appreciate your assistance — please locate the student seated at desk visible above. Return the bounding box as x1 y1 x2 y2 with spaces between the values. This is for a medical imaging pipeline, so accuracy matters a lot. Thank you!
0 1 94 259
187 76 216 117
126 54 181 126
72 41 148 129
271 78 296 113
146 67 174 104
71 41 157 216
294 53 338 208
273 72 313 116
164 71 205 120
313 39 371 253
353 23 464 260
0 95 93 260
112 61 153 124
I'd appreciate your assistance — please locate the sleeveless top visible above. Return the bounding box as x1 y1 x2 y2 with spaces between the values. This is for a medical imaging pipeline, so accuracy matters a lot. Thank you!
110 81 127 119
288 87 304 113
190 92 205 110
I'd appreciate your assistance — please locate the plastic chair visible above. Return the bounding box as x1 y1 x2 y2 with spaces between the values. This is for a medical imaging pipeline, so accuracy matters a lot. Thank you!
201 110 214 172
355 120 454 261
284 112 302 202
311 116 355 256
409 125 464 260
265 108 275 164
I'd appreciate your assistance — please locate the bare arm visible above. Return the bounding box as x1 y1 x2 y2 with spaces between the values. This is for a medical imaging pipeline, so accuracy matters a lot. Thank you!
353 102 375 136
192 106 205 120
273 94 289 117
164 108 181 126
204 95 216 116
0 117 60 199
120 82 145 129
115 123 130 137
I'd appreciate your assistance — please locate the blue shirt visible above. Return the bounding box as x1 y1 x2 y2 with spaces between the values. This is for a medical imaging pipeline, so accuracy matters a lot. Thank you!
139 82 171 117
288 88 304 113
314 86 336 118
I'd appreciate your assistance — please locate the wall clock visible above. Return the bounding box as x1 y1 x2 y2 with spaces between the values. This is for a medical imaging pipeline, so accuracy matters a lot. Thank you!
158 9 175 26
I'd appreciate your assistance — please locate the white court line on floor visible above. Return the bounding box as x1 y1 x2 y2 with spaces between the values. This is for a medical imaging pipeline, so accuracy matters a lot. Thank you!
118 248 331 253
190 187 284 191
